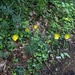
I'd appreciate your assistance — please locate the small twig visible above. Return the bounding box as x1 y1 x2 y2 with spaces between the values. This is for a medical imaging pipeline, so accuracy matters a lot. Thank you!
0 60 7 73
63 60 75 72
61 60 75 75
0 60 7 68
44 61 55 75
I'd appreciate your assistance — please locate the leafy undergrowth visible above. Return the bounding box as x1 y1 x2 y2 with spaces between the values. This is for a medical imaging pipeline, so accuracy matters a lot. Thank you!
0 0 75 75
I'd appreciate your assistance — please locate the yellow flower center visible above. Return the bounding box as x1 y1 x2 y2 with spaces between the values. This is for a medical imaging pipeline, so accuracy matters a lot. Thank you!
65 18 68 21
25 28 29 32
33 25 38 29
12 34 19 41
64 34 70 40
54 33 60 40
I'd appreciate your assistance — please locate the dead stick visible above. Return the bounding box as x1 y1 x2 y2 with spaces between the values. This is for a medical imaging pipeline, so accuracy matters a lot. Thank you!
44 61 55 75
63 60 75 72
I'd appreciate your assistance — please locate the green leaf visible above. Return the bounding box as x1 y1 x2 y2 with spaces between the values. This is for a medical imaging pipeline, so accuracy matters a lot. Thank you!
22 21 29 28
64 52 71 58
60 53 65 59
23 21 29 25
0 18 2 21
62 2 65 7
0 36 3 39
12 73 16 75
0 51 2 57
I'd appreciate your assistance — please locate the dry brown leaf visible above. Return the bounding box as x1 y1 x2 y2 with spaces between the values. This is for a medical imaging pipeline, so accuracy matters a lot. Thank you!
22 56 27 60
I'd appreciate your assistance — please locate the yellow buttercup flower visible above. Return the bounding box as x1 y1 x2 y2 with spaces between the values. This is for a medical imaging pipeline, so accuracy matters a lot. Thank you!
54 33 60 40
12 34 19 41
65 18 68 21
33 25 38 29
25 28 29 32
64 34 70 40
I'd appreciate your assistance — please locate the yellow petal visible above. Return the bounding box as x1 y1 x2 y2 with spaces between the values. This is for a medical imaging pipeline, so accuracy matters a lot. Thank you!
65 18 68 21
64 34 70 40
12 34 19 41
33 25 38 29
54 33 60 40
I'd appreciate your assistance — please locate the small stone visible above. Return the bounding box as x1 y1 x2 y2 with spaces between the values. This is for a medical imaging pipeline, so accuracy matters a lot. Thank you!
55 68 58 71
56 56 61 59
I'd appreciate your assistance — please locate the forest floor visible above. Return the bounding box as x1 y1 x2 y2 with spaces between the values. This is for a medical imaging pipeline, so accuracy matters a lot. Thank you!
0 21 75 75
